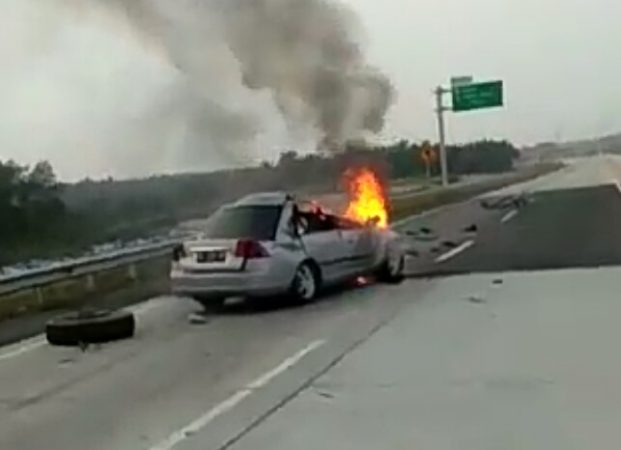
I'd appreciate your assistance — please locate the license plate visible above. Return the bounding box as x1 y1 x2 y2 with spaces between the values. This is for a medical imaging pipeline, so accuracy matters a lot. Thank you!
196 251 226 263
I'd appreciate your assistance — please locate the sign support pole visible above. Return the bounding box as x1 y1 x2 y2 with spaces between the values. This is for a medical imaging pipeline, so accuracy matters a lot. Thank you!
435 86 449 187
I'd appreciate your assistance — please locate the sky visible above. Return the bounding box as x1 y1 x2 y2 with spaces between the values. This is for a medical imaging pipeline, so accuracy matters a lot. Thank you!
1 0 620 181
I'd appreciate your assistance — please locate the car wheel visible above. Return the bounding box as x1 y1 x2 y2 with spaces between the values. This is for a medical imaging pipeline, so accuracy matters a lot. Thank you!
192 296 225 313
46 309 135 346
289 262 319 303
376 252 405 284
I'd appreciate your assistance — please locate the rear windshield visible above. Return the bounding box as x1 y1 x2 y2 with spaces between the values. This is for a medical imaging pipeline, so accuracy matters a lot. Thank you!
203 205 283 240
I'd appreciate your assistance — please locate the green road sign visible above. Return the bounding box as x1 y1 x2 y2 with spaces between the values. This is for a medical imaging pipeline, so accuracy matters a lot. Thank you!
452 80 503 112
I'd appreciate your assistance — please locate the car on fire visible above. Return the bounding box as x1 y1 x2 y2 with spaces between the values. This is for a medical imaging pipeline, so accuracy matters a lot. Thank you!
170 192 405 309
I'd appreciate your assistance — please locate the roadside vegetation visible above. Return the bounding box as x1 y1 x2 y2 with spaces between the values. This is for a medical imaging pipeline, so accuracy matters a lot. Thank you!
1 139 519 266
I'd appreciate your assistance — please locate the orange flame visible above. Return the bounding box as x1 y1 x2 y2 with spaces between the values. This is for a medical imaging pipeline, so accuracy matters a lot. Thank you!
343 167 389 228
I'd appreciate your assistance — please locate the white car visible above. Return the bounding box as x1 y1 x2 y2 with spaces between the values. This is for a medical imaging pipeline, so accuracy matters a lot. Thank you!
170 192 405 309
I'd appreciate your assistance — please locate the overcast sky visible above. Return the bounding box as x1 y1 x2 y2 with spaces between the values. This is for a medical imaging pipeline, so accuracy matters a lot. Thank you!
1 0 620 181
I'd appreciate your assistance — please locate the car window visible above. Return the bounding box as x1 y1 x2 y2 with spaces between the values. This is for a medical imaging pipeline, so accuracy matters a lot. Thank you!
296 211 338 234
203 205 283 240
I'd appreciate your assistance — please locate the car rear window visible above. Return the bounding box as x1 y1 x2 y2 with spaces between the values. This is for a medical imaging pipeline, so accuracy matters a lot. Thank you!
203 205 283 240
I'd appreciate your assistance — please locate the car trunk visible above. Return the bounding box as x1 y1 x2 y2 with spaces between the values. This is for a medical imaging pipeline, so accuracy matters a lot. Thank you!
182 239 245 272
176 204 282 272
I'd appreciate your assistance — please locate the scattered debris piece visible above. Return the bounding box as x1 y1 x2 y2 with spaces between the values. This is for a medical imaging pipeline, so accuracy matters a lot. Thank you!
58 357 75 365
467 295 486 304
492 278 504 285
316 391 335 399
412 227 438 242
463 224 478 233
188 313 209 325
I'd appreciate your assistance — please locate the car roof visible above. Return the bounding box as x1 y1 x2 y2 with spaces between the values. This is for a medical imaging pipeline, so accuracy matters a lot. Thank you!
233 192 295 207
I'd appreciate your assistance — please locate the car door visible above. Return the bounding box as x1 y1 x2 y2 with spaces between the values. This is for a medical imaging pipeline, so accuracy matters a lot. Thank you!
296 205 349 284
336 217 376 275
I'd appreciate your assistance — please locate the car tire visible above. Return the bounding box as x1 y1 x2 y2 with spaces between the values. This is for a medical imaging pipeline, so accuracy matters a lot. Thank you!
376 253 405 284
192 296 225 313
46 309 135 346
289 262 320 303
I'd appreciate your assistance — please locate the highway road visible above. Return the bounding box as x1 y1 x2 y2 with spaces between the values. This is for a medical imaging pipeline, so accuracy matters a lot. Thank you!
1 156 621 449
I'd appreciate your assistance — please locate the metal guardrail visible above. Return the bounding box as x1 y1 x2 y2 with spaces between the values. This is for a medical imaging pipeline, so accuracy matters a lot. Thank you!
0 241 179 296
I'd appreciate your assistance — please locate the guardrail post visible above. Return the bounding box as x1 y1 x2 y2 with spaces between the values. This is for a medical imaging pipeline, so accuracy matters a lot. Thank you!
128 263 138 280
35 287 44 306
86 274 96 291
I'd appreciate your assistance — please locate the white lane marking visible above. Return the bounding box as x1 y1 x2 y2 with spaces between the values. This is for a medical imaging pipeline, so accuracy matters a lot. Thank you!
435 240 474 264
148 339 326 450
150 390 252 450
246 339 325 389
501 209 519 223
0 336 46 362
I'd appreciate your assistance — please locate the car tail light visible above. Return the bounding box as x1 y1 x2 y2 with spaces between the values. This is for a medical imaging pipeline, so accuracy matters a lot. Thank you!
172 244 187 262
235 239 269 258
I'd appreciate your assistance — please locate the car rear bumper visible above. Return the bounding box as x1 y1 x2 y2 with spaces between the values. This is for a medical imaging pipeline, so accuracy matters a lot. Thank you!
170 268 290 298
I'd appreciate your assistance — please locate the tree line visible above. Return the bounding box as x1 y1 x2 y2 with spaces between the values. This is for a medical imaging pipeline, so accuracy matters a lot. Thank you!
1 139 519 265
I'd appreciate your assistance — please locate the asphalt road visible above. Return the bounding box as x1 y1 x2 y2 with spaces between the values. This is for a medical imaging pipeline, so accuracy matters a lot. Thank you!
2 156 621 450
399 183 621 276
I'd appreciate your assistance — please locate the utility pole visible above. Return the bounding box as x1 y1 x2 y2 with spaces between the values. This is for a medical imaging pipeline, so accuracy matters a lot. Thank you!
435 86 449 187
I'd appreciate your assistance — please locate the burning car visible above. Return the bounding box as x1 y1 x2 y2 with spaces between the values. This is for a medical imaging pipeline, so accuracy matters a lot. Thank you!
171 182 405 309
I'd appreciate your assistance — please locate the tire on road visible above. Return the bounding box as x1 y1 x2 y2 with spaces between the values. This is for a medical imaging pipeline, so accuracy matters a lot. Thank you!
288 261 320 304
46 309 135 346
376 253 405 284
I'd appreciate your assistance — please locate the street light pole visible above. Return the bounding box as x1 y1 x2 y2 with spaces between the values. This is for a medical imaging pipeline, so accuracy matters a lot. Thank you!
435 86 449 187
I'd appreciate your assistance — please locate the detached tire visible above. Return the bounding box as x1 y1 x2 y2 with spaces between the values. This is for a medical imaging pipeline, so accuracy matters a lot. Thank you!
46 309 135 346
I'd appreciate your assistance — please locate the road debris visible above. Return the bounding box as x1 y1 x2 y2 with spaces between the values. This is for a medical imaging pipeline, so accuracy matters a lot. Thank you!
316 390 335 399
463 224 478 233
188 313 209 325
467 295 486 304
46 309 135 346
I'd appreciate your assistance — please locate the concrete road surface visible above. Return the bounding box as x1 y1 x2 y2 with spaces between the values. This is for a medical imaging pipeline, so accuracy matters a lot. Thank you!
1 155 621 450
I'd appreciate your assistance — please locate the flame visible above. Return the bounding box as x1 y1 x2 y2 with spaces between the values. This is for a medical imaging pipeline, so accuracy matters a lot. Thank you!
343 167 389 228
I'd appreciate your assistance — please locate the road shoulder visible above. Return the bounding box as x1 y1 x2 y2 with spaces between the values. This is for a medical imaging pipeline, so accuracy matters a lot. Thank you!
224 267 621 450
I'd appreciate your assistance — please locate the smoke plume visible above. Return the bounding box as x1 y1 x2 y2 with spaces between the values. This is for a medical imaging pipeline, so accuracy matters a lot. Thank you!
103 0 394 151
